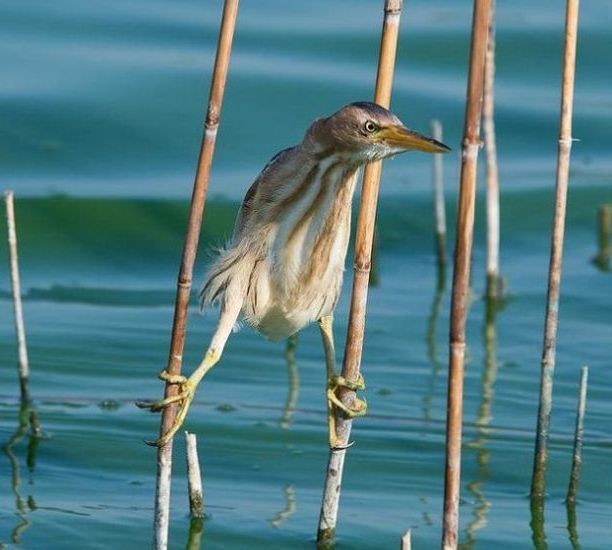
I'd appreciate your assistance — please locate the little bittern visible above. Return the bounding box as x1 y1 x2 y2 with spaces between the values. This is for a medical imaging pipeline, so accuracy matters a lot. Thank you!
138 102 449 447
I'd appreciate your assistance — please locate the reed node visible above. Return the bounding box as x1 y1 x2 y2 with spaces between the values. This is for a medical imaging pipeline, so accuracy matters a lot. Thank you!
317 0 403 545
442 1 492 548
531 0 580 504
150 1 240 548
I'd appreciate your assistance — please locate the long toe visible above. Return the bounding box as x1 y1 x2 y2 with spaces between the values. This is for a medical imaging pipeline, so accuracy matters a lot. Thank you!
152 383 196 447
330 373 366 391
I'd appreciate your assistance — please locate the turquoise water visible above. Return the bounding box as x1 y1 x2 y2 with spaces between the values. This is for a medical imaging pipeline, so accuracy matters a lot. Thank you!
1 1 610 548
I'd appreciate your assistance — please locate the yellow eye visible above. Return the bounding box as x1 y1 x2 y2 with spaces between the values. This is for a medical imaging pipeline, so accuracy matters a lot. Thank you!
364 121 377 133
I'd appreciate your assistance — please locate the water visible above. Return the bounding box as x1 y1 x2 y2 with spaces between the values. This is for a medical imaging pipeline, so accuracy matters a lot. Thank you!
1 1 610 548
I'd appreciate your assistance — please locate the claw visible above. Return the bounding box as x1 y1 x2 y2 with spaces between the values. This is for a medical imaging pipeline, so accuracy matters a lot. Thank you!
158 370 188 384
136 380 196 447
329 373 365 392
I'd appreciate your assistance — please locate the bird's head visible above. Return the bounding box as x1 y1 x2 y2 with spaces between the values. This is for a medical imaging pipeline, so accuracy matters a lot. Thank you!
308 101 450 163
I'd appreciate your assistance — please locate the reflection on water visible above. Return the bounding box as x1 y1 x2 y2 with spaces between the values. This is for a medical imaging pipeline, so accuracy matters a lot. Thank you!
280 334 299 430
566 500 581 550
461 296 500 549
269 485 296 529
422 262 446 423
185 517 204 550
592 203 611 272
530 499 548 550
2 401 42 545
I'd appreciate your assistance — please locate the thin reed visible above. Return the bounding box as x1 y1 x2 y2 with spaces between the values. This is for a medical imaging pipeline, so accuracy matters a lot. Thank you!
442 1 492 548
566 366 588 504
531 0 580 503
4 191 31 403
185 432 205 519
483 0 501 299
151 1 240 548
317 0 403 545
431 119 447 269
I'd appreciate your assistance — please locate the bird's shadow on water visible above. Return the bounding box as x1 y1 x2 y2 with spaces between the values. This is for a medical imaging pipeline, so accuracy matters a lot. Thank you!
1 399 43 546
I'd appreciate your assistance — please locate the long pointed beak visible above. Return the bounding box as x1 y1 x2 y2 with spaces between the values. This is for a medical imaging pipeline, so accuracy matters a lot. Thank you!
379 124 451 153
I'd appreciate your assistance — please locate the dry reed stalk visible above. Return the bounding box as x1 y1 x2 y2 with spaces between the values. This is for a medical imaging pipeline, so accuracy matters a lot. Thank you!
441 1 491 548
566 366 588 504
4 191 30 403
317 0 402 545
185 432 205 518
483 0 501 299
151 1 239 548
530 0 580 504
431 120 447 268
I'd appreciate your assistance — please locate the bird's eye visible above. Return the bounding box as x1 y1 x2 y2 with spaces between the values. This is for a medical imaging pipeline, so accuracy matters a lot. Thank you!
363 121 378 134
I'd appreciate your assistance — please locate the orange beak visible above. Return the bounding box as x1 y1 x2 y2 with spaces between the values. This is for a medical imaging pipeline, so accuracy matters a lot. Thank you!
379 124 451 153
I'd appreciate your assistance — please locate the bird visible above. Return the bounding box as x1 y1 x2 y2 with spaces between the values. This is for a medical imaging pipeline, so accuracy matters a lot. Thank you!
138 101 450 448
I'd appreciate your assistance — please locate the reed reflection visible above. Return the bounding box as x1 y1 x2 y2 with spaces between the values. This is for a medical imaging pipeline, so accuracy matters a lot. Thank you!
185 517 203 550
566 500 581 550
461 295 500 549
269 485 296 528
2 401 41 545
280 334 299 429
422 262 446 423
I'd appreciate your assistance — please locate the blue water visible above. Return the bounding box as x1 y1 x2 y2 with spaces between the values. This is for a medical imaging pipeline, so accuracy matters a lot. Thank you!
1 1 610 548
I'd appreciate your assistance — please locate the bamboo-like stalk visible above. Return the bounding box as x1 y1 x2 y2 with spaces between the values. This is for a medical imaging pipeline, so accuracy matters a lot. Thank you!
431 120 447 269
317 0 402 544
566 366 588 504
441 1 491 548
530 0 580 504
151 1 239 548
185 432 205 519
4 191 30 403
483 0 501 300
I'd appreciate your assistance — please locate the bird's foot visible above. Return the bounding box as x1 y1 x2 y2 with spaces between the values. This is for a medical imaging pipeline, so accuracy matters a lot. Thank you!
327 374 367 449
135 370 197 447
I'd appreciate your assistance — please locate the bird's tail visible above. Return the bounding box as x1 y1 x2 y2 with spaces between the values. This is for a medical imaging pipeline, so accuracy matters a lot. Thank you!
199 243 251 310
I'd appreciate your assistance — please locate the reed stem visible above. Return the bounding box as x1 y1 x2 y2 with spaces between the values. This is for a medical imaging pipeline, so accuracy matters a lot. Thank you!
185 432 205 519
566 366 588 504
4 191 31 403
431 119 447 268
441 1 491 548
152 2 239 548
483 0 501 300
531 0 580 504
317 0 402 545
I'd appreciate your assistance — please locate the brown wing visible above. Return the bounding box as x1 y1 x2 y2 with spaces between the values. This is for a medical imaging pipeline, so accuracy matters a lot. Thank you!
231 146 296 241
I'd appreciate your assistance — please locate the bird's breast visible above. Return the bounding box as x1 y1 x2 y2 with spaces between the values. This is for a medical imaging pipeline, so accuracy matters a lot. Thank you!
244 159 359 339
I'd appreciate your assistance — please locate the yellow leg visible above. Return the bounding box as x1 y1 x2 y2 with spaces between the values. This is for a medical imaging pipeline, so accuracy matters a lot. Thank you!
136 348 220 447
318 315 367 448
